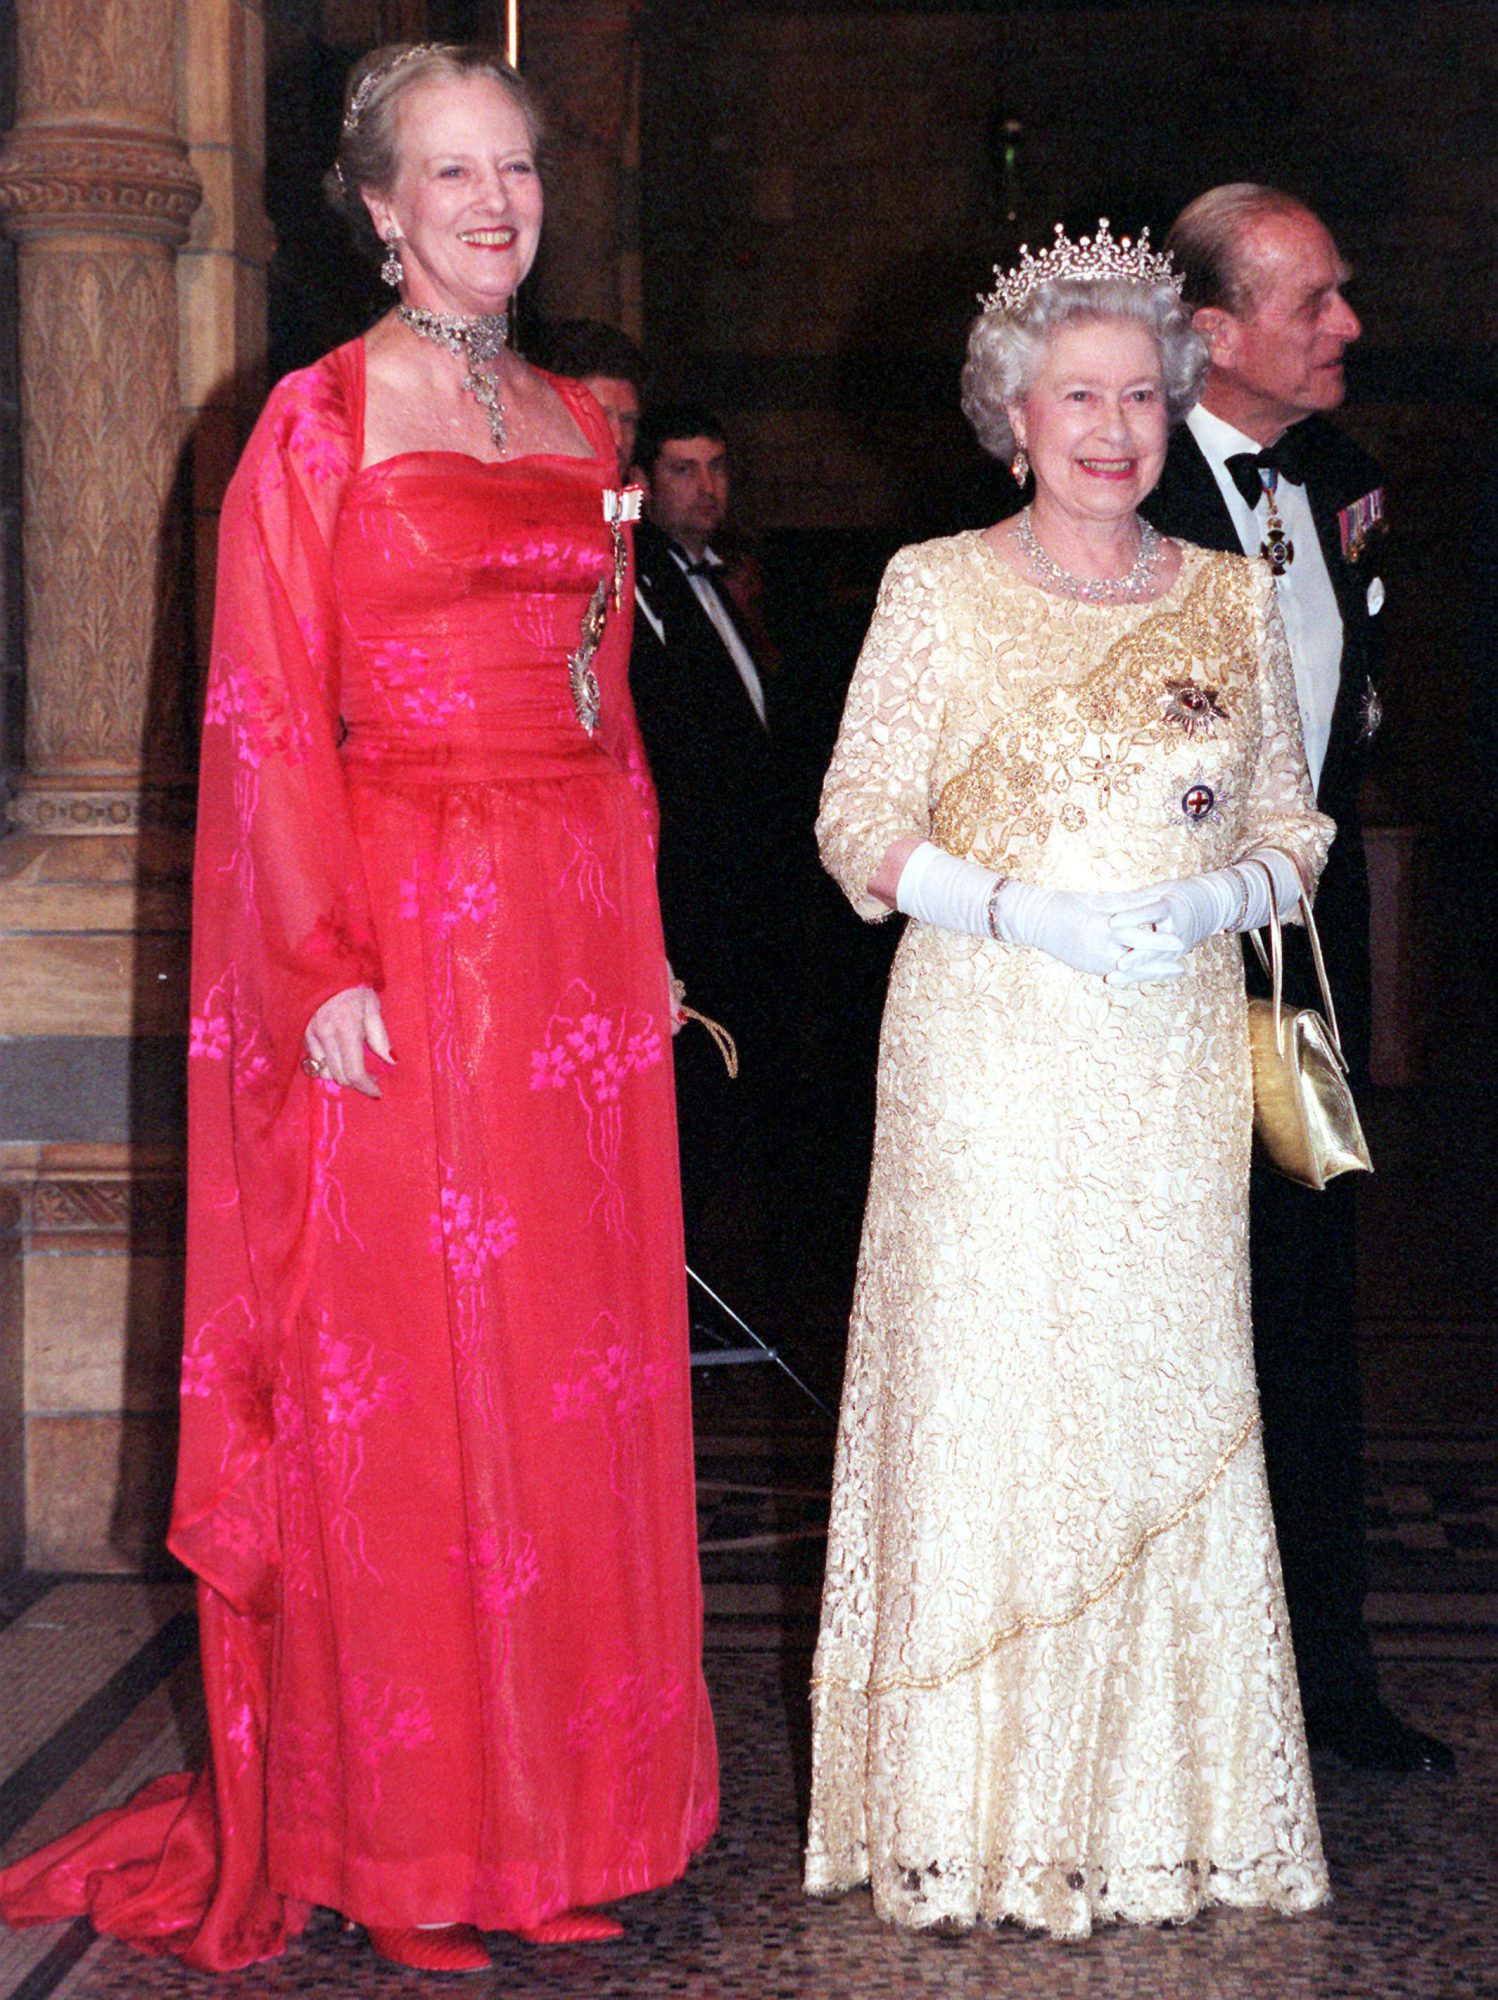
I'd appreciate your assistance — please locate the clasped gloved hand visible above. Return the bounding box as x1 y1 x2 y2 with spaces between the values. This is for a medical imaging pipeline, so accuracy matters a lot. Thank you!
893 842 1186 986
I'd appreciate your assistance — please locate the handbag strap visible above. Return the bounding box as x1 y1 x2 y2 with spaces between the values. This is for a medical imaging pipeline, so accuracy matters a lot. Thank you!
1245 860 1288 1057
1244 856 1348 1069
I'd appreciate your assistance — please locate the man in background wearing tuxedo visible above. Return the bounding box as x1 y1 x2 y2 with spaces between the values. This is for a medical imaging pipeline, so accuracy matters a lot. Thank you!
1145 184 1451 1773
630 405 799 1310
527 317 645 480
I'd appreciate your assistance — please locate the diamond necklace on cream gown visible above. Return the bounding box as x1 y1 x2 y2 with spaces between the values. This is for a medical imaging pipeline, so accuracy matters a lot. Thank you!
806 533 1334 1938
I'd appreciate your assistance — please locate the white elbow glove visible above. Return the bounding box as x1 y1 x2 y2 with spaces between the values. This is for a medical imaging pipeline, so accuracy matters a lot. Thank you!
1113 849 1303 952
894 840 1000 938
894 842 1185 985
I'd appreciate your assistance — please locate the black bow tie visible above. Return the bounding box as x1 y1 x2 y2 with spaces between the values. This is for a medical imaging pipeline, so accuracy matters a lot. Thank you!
1225 428 1310 511
682 560 718 578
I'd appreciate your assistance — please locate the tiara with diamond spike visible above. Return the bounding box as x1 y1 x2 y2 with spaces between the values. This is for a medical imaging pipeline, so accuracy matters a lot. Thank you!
980 218 1183 316
343 44 439 134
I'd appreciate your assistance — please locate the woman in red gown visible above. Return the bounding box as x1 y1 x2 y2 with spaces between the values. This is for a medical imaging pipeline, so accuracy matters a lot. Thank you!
0 44 717 1977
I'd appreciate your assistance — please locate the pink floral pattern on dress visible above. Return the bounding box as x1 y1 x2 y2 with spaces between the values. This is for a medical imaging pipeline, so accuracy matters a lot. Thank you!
189 978 231 1064
560 811 618 915
566 1669 686 1889
436 850 500 935
428 1169 518 1415
344 1675 435 1815
450 1526 540 1739
286 409 353 487
190 972 272 1094
202 621 316 913
428 1174 519 1279
471 1862 569 1928
308 1084 363 1249
371 639 476 729
275 1716 338 1832
181 1294 273 1479
218 1626 262 1782
411 847 505 1083
528 979 664 1237
204 630 314 773
620 745 659 858
274 1309 410 1583
205 1498 274 1580
552 1310 667 1497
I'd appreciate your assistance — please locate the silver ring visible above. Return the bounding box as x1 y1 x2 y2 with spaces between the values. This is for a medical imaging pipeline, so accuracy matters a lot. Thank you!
300 1053 328 1079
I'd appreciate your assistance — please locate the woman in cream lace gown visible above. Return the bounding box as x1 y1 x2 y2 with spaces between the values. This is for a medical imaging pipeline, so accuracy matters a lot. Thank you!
805 226 1333 1939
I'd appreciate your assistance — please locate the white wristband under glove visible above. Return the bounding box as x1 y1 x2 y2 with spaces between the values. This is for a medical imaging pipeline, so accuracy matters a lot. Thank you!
893 842 1185 986
1112 848 1304 953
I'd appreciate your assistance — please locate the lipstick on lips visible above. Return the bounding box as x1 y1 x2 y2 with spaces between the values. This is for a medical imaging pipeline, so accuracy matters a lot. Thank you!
1077 457 1138 481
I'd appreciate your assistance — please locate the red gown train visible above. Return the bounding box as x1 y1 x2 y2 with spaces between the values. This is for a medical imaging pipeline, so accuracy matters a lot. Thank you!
0 341 718 1970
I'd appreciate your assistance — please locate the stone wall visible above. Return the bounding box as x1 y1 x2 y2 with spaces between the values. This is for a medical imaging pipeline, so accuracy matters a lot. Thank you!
0 0 268 1573
0 16 19 813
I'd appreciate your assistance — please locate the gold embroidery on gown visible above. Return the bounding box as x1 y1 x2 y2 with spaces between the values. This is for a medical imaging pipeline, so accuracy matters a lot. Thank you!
806 535 1333 1938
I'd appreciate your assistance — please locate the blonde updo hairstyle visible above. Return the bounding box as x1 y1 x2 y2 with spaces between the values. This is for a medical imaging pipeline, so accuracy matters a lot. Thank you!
961 276 1208 466
323 42 544 263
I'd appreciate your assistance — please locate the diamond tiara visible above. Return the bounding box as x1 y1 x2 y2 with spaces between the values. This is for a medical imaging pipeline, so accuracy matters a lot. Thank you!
343 44 438 135
980 219 1183 316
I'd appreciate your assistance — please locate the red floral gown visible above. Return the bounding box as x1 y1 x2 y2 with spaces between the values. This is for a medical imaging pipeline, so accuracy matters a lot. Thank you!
0 341 718 1969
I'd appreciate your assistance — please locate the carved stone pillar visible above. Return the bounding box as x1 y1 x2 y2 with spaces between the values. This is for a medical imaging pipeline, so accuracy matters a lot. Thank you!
0 0 219 1572
0 0 201 838
523 0 642 338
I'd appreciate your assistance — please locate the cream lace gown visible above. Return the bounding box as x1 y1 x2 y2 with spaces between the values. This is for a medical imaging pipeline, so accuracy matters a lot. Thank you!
806 535 1333 1938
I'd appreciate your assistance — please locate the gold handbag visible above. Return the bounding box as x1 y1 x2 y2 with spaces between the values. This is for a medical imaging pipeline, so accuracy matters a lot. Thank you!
1243 860 1372 1190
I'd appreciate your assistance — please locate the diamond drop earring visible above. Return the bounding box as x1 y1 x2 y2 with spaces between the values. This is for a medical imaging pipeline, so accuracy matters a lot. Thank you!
381 234 403 289
1011 446 1029 487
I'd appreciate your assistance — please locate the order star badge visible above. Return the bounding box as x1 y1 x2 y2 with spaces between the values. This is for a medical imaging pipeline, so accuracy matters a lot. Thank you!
1160 680 1229 739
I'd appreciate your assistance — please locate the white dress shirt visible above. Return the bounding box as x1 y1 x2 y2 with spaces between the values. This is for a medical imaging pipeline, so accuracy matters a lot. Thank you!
1185 403 1342 793
669 545 768 729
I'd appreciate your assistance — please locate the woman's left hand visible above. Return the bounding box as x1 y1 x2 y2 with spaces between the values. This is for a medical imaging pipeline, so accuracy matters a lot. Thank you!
1112 853 1298 953
304 985 393 1096
1111 878 1225 953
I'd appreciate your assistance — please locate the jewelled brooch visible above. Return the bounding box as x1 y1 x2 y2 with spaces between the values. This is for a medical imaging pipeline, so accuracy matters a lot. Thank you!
1160 680 1229 739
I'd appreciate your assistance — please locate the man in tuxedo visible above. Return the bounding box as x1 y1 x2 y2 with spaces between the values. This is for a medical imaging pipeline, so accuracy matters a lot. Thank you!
629 404 799 1304
1145 185 1451 1772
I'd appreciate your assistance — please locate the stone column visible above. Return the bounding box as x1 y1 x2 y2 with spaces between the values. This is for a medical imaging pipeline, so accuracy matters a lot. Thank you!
523 0 642 337
0 0 232 1573
0 0 201 842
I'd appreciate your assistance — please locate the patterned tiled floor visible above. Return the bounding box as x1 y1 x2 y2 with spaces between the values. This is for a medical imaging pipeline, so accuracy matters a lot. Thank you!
1 1081 1493 1994
0 1576 1493 1999
2 1404 1494 2000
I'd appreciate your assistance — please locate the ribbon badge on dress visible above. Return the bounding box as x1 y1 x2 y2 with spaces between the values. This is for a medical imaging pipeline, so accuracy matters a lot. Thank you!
567 488 647 737
1337 486 1385 564
604 484 645 609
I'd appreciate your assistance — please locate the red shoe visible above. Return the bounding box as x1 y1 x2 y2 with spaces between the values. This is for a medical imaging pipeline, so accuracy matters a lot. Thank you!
513 1909 624 1944
366 1924 492 1973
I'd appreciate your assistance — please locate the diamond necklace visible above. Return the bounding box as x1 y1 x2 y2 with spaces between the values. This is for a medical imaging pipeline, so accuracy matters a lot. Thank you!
1015 506 1164 604
396 305 511 451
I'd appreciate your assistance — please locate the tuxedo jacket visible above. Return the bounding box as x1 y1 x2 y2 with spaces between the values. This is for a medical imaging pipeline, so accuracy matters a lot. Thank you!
629 518 796 1019
1144 419 1388 1077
